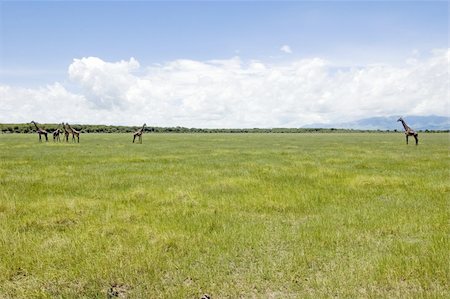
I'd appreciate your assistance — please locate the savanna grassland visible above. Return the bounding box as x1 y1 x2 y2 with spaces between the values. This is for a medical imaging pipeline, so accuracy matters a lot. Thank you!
0 133 448 298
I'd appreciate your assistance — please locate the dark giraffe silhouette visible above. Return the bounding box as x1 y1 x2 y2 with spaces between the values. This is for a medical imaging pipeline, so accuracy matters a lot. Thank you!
66 123 80 143
52 123 62 142
30 121 48 142
133 123 146 143
397 117 418 145
62 122 70 142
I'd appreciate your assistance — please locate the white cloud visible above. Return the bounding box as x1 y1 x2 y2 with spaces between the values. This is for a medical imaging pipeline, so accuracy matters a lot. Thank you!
68 57 140 108
280 45 293 54
0 83 92 124
1 49 448 127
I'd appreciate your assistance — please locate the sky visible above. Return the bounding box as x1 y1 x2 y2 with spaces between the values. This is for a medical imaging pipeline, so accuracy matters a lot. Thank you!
0 0 448 127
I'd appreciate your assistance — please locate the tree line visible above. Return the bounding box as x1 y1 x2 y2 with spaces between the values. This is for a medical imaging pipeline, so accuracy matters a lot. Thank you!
0 123 447 134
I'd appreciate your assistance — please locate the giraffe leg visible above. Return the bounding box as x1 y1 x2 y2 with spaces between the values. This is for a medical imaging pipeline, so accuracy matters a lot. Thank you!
39 134 42 142
414 135 418 145
406 135 408 144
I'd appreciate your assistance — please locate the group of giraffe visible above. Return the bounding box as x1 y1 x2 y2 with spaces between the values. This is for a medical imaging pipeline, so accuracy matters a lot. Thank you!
31 121 147 144
31 121 80 143
31 120 418 145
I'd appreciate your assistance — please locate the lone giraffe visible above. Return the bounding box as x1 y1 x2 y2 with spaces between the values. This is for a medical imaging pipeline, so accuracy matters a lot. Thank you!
133 123 146 143
52 123 62 142
62 122 70 142
66 123 80 143
30 121 48 142
397 117 418 145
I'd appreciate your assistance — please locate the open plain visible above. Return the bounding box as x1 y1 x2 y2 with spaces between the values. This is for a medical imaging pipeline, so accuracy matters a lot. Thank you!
0 133 448 298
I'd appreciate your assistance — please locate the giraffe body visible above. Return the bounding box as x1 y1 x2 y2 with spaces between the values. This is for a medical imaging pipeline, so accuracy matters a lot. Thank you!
397 117 418 145
53 129 61 142
31 121 48 142
61 122 70 142
52 123 62 142
66 123 80 143
133 123 146 143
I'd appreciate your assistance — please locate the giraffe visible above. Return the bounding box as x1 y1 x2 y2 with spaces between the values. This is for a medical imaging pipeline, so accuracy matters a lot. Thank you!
397 117 418 145
62 122 70 142
30 121 48 142
66 123 80 143
132 123 146 143
52 123 62 142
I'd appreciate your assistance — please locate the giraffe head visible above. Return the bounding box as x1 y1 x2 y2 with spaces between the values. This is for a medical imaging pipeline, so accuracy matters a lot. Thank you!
397 117 403 122
31 120 35 124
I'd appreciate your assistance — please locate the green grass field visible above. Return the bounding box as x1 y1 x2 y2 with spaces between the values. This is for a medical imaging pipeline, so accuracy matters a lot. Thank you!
0 133 448 298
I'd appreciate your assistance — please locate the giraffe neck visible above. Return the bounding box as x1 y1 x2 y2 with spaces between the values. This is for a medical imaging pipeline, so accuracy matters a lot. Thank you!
33 122 40 131
70 125 79 134
400 119 410 132
141 124 145 131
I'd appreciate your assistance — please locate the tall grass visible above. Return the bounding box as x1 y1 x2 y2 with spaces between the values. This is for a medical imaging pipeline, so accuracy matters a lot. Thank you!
0 133 448 298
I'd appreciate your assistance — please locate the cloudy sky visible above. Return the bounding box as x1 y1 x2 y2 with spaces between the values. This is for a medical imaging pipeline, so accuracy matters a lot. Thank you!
0 0 448 127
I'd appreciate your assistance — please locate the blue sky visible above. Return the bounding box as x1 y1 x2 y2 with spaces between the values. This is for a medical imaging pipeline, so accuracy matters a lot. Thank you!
0 1 448 126
1 1 447 84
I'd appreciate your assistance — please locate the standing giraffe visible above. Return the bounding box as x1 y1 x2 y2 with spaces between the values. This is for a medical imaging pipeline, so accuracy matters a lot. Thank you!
62 122 70 142
133 123 146 143
66 123 80 143
52 123 62 142
397 117 418 145
30 121 48 142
